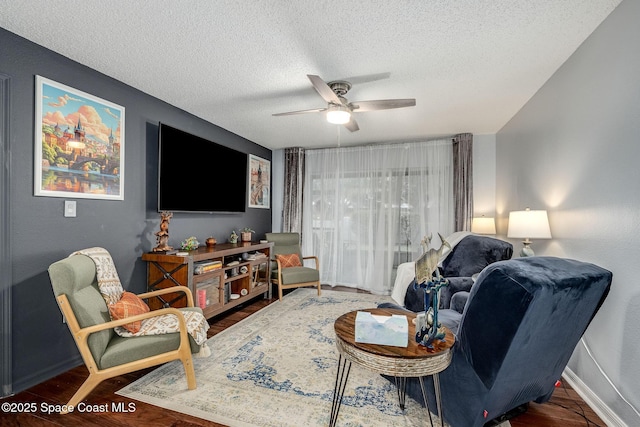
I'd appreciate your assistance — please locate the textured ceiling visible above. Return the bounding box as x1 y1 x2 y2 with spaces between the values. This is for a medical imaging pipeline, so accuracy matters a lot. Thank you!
0 0 622 150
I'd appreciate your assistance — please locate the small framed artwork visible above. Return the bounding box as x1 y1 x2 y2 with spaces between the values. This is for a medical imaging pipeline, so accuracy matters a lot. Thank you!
34 75 125 200
248 154 270 209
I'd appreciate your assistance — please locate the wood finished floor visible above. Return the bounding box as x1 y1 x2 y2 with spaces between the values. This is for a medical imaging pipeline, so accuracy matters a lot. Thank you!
2 287 605 427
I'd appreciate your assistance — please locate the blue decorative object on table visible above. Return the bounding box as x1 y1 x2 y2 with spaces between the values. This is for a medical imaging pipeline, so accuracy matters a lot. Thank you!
413 233 450 348
413 277 448 348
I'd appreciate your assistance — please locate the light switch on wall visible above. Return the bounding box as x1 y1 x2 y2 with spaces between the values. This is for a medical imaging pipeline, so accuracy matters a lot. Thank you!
64 200 77 217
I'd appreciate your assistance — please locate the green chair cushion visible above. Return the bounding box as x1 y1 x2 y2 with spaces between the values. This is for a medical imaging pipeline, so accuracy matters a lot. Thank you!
100 332 199 370
280 266 320 285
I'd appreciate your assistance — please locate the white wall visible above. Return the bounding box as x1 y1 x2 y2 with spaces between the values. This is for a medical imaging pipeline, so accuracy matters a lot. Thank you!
472 134 497 217
496 0 639 424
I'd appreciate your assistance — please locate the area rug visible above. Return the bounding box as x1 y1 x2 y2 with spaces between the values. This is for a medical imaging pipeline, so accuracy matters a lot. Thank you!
117 288 509 427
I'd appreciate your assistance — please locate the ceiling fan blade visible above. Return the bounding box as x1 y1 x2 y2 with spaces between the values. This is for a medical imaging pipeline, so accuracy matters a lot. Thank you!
344 118 359 132
307 74 342 105
272 107 326 117
349 98 416 112
341 72 391 85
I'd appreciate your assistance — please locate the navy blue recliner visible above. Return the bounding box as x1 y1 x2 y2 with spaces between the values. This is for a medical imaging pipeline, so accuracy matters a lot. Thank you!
402 234 513 311
382 256 612 427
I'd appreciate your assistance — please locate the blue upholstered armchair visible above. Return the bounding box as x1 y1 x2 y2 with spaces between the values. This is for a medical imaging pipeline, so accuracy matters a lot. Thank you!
401 234 513 311
382 256 612 427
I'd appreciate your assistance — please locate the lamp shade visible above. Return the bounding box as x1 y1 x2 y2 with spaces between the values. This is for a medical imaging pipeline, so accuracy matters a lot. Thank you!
507 209 551 239
471 217 496 235
326 104 351 124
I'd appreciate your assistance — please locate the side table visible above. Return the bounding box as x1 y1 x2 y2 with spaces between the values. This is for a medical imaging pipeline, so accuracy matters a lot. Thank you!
331 307 455 427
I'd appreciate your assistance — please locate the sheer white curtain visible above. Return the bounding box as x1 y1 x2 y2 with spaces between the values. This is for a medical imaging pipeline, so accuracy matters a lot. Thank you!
301 139 453 295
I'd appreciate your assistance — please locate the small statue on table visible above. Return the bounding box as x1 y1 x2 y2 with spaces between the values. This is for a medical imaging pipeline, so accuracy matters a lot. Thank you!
152 211 173 252
413 233 451 348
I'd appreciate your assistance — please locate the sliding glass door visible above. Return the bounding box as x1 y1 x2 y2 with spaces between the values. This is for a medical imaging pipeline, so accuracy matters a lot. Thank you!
302 139 453 295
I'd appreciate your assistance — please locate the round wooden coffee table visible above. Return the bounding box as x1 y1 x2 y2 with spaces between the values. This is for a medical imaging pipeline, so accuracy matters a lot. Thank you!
330 307 455 427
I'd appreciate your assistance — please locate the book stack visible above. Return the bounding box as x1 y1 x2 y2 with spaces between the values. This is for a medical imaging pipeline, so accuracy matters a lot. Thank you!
246 252 268 261
194 260 223 275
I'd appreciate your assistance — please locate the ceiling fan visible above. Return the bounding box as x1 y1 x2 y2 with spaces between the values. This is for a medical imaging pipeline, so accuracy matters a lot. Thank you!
273 74 416 132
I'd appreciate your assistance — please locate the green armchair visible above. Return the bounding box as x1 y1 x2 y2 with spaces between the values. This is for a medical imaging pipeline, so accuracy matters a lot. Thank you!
48 253 200 413
265 232 321 301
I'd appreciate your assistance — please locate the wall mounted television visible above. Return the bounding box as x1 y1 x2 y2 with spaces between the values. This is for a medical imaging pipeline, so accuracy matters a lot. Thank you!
158 122 247 213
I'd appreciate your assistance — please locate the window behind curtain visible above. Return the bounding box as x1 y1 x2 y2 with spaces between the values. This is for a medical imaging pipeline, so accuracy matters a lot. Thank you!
302 139 453 295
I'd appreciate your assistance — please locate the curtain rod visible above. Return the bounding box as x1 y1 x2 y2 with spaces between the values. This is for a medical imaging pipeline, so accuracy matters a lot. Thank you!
306 136 458 153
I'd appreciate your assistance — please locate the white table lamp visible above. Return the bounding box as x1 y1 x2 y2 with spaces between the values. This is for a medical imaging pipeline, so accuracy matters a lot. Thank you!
471 216 496 235
507 208 551 257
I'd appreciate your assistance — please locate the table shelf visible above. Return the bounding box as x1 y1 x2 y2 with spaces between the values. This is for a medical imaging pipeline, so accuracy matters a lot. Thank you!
142 241 273 320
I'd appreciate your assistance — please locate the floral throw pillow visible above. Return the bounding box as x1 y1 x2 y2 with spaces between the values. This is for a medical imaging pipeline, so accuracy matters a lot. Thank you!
276 253 302 268
109 291 150 333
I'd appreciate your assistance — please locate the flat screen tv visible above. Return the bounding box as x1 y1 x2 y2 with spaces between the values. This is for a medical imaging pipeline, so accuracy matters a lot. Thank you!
158 122 247 213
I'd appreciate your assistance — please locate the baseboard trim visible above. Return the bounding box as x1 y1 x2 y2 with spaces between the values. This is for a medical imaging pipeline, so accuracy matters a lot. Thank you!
563 367 627 427
11 355 83 395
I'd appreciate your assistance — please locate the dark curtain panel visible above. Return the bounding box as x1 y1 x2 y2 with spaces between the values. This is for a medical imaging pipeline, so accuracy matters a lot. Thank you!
282 147 305 232
453 133 473 231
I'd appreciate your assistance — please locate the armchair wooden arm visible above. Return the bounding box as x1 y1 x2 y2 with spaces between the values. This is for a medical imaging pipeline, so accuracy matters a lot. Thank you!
137 285 195 307
302 255 319 269
69 301 190 339
57 294 192 355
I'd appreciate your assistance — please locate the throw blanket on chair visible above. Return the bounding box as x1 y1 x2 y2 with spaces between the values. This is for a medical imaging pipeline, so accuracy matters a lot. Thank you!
72 247 210 357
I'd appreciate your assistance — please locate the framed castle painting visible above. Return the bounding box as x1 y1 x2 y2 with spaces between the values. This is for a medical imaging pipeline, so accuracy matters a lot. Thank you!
34 76 125 200
248 154 270 209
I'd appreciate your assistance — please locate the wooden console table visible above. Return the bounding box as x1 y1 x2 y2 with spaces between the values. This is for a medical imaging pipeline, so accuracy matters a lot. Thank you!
141 241 273 320
331 307 455 427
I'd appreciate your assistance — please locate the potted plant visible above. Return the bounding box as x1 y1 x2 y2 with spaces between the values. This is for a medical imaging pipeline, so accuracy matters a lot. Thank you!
240 227 254 242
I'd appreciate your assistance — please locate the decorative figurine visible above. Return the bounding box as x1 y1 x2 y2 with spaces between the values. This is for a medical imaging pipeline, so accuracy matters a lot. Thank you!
229 230 239 244
413 233 451 348
152 211 173 252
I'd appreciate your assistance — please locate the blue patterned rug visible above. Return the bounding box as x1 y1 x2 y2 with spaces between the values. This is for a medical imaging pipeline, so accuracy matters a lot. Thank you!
117 288 492 426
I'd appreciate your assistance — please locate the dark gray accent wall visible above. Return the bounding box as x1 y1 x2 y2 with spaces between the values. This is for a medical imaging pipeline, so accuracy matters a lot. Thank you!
1 72 12 396
0 27 272 393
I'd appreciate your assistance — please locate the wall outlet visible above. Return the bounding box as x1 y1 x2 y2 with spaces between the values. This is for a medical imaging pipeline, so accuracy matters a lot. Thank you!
64 200 76 217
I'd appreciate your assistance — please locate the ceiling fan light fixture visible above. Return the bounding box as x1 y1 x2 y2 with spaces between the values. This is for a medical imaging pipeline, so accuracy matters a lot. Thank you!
326 104 351 124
